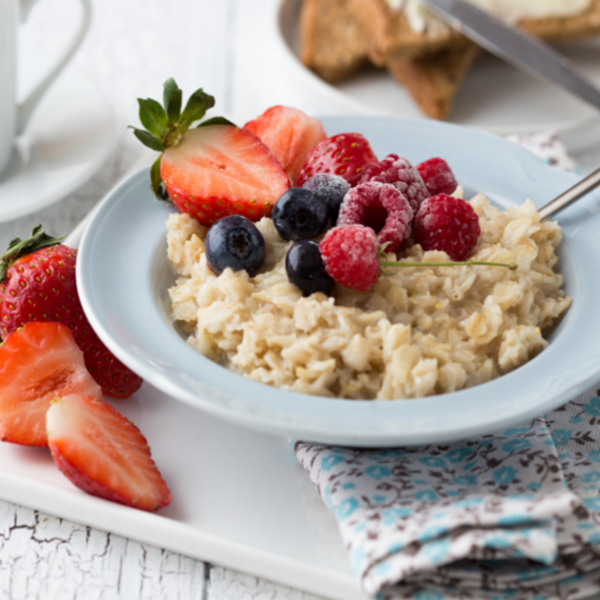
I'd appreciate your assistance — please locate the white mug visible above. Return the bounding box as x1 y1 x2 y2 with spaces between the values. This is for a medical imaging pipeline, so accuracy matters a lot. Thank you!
0 0 92 175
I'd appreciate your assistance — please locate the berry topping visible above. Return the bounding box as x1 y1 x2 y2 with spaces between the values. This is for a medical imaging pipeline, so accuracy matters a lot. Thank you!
417 157 458 196
0 227 143 399
205 215 265 276
319 225 380 292
295 133 378 187
302 173 350 223
358 154 430 214
244 105 327 184
47 393 171 511
272 188 329 241
336 182 414 254
286 240 334 296
0 322 102 447
413 194 481 261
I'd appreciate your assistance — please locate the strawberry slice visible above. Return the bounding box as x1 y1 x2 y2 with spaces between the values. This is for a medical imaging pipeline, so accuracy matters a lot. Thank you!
160 125 290 225
244 105 327 185
0 322 101 446
47 394 171 511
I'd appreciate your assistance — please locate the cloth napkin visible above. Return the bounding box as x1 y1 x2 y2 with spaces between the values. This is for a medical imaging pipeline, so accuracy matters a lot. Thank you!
293 133 600 600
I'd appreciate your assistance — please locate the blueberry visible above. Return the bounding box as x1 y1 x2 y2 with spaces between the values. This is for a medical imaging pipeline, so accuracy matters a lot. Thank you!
272 188 328 241
205 215 265 277
285 240 334 296
302 173 350 223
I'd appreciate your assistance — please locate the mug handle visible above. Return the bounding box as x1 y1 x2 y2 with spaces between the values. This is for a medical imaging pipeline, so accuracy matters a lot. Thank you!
16 0 92 134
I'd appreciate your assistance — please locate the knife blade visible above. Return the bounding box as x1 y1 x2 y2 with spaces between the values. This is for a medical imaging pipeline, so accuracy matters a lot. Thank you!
421 0 600 111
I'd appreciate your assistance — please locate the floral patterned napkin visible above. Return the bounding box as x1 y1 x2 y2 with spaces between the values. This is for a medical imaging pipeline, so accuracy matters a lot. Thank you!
293 133 600 600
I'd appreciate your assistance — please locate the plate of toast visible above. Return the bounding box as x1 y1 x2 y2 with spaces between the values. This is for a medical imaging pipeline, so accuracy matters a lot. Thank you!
282 0 600 146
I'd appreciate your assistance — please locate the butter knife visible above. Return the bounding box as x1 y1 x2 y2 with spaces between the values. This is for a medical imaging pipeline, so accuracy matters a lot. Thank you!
422 0 600 111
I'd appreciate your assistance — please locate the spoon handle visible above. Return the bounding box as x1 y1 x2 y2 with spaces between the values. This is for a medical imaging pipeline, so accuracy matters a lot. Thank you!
538 166 600 221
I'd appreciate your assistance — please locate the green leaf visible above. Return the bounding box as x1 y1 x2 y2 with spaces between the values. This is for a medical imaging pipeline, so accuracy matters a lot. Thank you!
150 156 162 198
180 89 215 129
197 116 236 128
163 78 182 124
138 98 168 138
130 127 166 152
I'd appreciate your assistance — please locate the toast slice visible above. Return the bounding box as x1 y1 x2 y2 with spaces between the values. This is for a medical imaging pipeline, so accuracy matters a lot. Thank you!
348 0 600 63
300 0 371 82
386 42 480 119
299 0 479 119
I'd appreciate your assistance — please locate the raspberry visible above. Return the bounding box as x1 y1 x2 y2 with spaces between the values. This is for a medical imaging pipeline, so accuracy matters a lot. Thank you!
413 194 480 261
417 157 458 196
336 182 414 254
319 225 380 292
357 154 430 213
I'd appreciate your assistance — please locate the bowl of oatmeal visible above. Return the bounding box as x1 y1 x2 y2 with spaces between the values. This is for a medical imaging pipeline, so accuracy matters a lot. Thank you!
77 116 600 447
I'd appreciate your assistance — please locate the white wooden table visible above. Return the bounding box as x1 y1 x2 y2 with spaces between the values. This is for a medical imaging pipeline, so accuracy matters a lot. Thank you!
2 0 600 598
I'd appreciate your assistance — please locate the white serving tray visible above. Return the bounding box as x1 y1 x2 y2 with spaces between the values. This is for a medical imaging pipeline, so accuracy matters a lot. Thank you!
0 369 365 600
0 216 365 600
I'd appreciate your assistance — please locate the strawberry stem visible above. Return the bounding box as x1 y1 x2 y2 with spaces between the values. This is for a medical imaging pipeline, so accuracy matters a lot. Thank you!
0 225 65 282
379 259 517 270
130 79 237 200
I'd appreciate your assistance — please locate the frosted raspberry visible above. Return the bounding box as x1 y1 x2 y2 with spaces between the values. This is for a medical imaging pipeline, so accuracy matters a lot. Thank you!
319 225 380 292
413 194 480 261
336 182 414 254
417 157 458 196
357 154 429 213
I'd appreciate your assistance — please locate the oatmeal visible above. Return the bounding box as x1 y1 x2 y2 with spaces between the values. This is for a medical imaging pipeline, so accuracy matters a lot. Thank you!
167 193 571 400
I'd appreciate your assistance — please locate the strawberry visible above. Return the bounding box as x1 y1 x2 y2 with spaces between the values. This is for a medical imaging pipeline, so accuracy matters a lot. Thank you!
0 226 143 398
0 322 101 446
160 126 290 224
131 79 289 226
243 105 327 184
47 393 171 511
295 132 378 187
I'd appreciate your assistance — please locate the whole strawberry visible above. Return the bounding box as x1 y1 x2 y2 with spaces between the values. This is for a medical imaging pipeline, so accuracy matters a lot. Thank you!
131 79 289 225
0 226 143 398
295 133 378 187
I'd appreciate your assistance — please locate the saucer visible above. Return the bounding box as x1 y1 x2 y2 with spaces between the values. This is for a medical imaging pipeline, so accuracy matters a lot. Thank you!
0 66 115 223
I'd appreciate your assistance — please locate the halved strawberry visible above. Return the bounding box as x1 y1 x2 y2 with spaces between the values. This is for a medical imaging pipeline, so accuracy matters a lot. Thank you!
131 79 289 225
244 105 327 184
47 394 171 511
0 322 101 446
160 125 290 225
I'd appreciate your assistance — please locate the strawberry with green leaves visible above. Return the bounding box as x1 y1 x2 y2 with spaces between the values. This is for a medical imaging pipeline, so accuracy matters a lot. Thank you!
131 79 290 226
0 226 143 398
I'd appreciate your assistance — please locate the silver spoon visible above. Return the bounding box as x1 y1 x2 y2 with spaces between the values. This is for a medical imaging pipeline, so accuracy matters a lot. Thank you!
538 166 600 221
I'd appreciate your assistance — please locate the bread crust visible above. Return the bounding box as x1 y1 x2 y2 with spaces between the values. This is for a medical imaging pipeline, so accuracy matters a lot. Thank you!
299 0 480 119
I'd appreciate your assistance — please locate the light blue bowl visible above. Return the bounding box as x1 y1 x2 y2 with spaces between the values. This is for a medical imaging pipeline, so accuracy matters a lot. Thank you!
77 116 600 447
